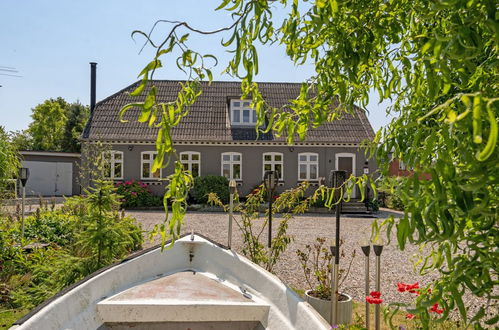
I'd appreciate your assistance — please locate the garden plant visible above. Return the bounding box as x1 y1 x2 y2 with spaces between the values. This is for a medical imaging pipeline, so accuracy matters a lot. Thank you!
115 180 163 208
0 181 143 327
296 237 355 301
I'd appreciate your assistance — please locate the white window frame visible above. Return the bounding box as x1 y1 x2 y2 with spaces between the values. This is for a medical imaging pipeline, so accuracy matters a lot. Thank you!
102 151 123 180
141 151 162 180
398 160 407 171
230 99 257 126
262 152 284 180
180 151 201 177
298 152 319 181
221 152 242 180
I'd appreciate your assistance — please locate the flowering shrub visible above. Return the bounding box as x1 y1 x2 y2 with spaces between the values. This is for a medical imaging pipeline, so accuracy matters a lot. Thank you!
115 180 162 208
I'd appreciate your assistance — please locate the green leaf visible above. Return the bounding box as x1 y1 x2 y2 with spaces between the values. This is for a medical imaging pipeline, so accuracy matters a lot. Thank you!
129 81 146 96
119 103 144 123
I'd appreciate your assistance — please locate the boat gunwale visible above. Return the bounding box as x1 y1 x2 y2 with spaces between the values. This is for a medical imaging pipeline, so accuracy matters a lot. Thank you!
12 232 228 326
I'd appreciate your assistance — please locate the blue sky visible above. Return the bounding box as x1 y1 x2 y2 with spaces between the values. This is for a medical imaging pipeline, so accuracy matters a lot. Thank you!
0 0 392 133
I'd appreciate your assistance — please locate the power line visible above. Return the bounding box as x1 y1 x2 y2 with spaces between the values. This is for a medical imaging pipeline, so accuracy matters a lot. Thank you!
0 73 22 77
0 68 19 73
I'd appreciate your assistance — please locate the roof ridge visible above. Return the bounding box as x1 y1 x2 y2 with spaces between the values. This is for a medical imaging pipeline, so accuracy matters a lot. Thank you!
147 79 307 85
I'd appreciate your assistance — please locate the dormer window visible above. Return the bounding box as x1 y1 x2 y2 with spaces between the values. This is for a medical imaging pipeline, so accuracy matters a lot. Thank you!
230 99 257 125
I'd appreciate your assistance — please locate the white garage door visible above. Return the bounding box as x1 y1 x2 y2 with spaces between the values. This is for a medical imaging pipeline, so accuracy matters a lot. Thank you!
22 161 73 196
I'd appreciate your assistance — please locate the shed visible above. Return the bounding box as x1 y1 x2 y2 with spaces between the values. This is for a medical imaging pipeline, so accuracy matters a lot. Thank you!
20 151 81 196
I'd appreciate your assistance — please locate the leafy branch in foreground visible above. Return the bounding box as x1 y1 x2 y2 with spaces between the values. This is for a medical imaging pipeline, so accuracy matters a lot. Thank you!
123 0 497 326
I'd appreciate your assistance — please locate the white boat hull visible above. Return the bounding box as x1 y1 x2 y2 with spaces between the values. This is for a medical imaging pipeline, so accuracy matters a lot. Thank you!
10 234 329 330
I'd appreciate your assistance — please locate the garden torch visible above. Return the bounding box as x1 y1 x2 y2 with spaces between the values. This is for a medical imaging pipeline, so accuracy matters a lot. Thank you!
373 243 384 330
263 170 278 248
330 170 346 326
228 179 237 249
361 242 371 329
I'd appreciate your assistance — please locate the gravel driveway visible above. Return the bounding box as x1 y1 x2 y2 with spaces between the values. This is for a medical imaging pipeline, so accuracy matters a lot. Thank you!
127 209 492 320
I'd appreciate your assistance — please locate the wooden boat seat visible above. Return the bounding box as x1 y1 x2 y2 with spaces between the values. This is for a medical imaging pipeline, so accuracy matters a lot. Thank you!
97 271 270 325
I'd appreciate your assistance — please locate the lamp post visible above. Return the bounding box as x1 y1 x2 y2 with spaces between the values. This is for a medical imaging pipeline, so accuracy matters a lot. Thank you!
330 170 346 326
363 161 370 211
19 167 30 241
373 243 384 330
361 243 371 329
263 170 278 248
228 179 237 249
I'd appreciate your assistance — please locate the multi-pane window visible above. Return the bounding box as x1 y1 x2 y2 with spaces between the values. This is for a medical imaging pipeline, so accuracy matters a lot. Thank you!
298 153 319 181
180 152 201 177
141 151 161 179
230 100 257 125
263 152 283 180
103 151 123 180
221 152 242 180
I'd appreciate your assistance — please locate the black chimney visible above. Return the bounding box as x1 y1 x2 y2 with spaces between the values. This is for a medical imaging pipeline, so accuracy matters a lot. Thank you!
90 62 97 114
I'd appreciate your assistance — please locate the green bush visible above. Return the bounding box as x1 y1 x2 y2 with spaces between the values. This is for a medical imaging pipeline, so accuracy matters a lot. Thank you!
385 194 404 211
115 180 163 208
23 210 76 247
368 198 380 212
376 176 406 211
192 176 229 204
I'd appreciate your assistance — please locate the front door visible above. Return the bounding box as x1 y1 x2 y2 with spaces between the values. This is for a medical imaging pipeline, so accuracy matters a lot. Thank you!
336 154 356 198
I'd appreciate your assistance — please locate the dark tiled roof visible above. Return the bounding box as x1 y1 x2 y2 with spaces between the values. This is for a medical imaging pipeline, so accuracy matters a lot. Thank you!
83 80 375 143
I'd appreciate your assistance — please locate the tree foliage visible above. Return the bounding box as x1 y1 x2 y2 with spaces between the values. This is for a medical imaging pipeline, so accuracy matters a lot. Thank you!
0 127 20 192
28 97 68 151
8 130 33 151
122 0 498 326
61 102 90 153
26 98 89 152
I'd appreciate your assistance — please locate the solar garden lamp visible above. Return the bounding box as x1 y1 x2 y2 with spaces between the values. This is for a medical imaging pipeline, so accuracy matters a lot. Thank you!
263 170 278 248
373 241 384 330
19 167 30 241
360 241 371 329
228 179 237 249
330 170 346 326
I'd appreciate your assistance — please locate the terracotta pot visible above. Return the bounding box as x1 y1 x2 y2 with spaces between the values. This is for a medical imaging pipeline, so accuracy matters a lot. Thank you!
304 290 353 325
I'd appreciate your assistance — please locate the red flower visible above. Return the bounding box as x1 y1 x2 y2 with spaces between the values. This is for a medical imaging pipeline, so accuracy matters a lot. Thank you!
405 313 415 320
125 180 132 185
370 291 381 299
407 282 419 293
366 296 383 304
429 303 444 314
397 282 407 292
397 282 419 293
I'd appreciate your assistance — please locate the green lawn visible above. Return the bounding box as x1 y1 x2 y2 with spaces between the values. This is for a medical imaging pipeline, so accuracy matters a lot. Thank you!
0 308 28 330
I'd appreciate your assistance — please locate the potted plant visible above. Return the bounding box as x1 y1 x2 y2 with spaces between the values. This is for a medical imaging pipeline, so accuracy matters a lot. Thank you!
296 237 355 325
